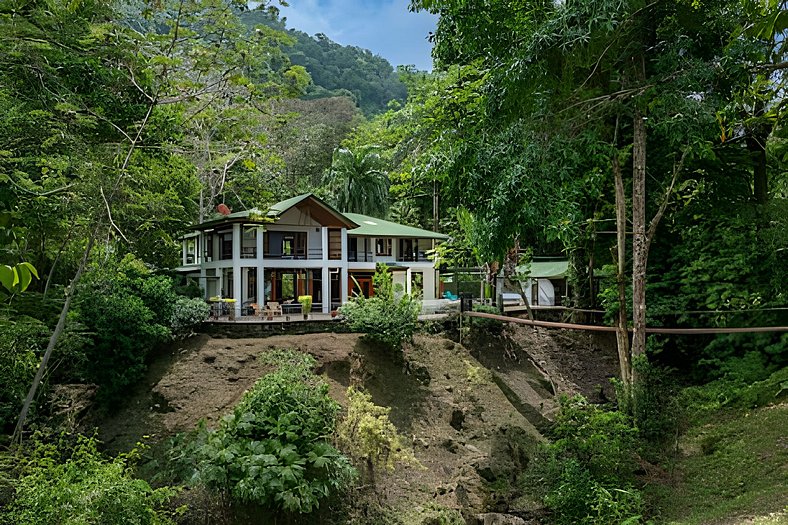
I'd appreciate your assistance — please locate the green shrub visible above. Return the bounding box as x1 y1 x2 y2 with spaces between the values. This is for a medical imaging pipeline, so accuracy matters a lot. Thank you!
340 264 419 351
525 396 645 525
0 318 48 430
543 459 645 525
74 254 174 400
340 294 420 351
194 349 354 514
615 356 683 453
337 387 418 484
3 434 178 525
170 296 209 337
470 304 503 332
298 294 313 313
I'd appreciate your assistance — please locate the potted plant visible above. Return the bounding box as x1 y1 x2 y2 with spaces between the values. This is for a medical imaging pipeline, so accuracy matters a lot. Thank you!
298 295 312 320
224 298 237 320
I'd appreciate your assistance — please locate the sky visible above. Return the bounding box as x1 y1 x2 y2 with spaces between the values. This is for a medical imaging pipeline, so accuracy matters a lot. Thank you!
277 0 437 71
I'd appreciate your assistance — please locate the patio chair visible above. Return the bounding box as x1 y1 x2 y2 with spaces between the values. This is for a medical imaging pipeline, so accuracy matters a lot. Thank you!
266 302 282 316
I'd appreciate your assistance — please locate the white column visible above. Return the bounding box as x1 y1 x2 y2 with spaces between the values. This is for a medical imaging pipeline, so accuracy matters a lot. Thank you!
181 240 187 266
422 270 436 300
256 226 264 261
340 228 349 304
232 223 242 317
321 227 328 261
257 264 266 306
321 266 330 313
200 267 207 299
406 268 412 295
340 266 348 304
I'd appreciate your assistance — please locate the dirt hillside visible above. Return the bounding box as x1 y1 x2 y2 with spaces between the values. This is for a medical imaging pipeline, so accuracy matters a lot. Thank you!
91 325 618 522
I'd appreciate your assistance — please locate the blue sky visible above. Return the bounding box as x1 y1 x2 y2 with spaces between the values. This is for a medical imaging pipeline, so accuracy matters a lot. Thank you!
278 0 437 71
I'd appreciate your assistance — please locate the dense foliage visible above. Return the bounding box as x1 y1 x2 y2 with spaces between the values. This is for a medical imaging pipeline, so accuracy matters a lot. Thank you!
3 435 178 525
0 320 47 430
239 11 408 115
527 397 644 525
194 349 354 513
339 264 420 350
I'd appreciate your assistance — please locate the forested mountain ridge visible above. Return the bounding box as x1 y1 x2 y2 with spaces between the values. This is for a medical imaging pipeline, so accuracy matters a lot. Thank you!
239 10 408 114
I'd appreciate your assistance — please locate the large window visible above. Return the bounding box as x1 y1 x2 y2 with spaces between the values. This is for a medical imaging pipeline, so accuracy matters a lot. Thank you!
220 232 233 260
376 238 392 256
282 232 306 258
185 237 197 264
328 229 342 260
398 238 414 261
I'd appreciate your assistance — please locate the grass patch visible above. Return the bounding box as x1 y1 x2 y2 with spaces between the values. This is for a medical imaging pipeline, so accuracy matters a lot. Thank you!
647 402 787 525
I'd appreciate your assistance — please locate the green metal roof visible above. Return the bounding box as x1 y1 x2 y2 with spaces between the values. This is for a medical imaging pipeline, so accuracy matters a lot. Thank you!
266 194 311 217
190 193 356 230
516 260 569 278
344 213 450 240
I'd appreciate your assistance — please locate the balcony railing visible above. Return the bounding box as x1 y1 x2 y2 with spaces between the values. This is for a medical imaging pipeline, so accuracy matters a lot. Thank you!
349 250 374 262
397 252 431 262
262 248 323 260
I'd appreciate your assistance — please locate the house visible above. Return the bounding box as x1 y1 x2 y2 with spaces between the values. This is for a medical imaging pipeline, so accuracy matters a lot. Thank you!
176 194 449 318
519 259 569 306
494 259 569 307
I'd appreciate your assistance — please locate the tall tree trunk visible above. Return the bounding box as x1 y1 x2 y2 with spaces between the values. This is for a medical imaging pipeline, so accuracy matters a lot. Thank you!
433 179 440 232
613 152 632 388
748 134 768 204
631 110 648 365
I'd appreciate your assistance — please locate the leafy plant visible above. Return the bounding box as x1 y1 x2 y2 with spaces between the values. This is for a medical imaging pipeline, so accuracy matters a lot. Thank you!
194 349 355 514
3 434 179 525
170 296 209 337
337 387 418 485
470 303 503 333
298 294 313 314
525 396 644 525
340 264 420 351
73 254 175 401
0 319 48 430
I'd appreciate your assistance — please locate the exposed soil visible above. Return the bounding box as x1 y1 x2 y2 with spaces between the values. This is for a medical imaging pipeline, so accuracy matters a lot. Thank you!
94 333 361 453
500 325 619 403
89 325 617 522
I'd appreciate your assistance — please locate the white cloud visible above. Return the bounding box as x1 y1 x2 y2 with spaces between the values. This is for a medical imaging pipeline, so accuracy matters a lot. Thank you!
278 0 437 70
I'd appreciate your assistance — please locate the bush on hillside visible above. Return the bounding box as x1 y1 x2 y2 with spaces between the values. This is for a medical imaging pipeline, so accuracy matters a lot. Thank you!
0 318 47 431
3 434 178 525
337 387 418 485
340 264 420 351
170 296 209 337
194 349 355 514
525 396 645 525
470 303 503 333
73 254 174 401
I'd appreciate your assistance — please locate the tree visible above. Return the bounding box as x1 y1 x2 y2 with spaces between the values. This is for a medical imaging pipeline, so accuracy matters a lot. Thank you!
8 0 301 440
410 0 785 400
324 146 390 217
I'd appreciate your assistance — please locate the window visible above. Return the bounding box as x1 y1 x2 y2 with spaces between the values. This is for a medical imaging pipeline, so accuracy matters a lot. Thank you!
185 237 197 264
376 238 392 256
328 229 342 260
281 232 306 258
220 232 233 260
398 238 414 261
205 234 213 260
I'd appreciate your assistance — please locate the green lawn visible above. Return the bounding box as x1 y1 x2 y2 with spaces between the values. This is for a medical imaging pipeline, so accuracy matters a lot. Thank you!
648 402 787 525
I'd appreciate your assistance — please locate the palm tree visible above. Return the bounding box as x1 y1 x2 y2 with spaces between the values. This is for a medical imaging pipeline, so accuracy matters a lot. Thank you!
324 146 390 217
